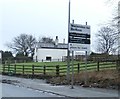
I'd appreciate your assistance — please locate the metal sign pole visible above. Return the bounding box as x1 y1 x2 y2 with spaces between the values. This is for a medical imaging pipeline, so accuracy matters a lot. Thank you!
71 50 74 89
67 0 71 84
85 51 88 85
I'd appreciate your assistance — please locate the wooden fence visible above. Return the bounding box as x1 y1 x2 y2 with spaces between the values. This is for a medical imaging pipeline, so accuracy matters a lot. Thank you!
1 61 118 77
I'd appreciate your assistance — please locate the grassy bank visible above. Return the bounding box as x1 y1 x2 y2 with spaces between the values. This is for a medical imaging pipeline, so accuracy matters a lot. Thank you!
47 69 119 89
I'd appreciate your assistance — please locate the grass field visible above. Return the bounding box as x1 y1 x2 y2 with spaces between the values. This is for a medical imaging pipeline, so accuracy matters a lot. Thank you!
10 61 81 66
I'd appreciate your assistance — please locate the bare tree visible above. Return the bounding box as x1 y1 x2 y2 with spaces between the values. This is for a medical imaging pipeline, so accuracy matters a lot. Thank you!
7 34 36 58
97 26 117 54
104 0 119 27
26 35 36 57
38 36 55 43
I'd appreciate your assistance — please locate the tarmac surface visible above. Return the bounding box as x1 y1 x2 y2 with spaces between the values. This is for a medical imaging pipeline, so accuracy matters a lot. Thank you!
2 83 60 97
0 75 119 98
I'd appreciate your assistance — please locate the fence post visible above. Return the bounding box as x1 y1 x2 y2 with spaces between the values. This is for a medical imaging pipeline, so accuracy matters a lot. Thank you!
43 65 46 75
8 64 10 74
2 64 5 74
97 61 99 71
116 60 118 70
56 65 59 76
14 64 16 74
116 60 120 71
32 65 34 78
78 63 80 73
23 65 24 75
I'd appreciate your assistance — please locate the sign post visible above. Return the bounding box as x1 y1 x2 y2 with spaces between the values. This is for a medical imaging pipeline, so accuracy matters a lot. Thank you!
68 22 91 88
85 51 88 85
71 50 74 89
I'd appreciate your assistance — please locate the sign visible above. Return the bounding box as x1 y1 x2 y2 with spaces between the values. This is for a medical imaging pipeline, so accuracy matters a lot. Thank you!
69 33 90 44
70 23 90 34
68 23 91 51
69 43 90 51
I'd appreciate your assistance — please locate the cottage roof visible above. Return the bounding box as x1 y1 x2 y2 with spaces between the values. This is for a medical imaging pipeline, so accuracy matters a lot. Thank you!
37 42 68 49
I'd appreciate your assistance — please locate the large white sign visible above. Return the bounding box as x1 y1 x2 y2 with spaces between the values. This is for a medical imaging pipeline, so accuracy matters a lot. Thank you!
68 23 91 51
69 43 90 51
70 23 90 34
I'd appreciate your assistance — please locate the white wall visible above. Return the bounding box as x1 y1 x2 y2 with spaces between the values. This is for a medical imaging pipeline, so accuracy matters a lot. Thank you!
0 53 1 59
0 52 1 59
34 48 67 62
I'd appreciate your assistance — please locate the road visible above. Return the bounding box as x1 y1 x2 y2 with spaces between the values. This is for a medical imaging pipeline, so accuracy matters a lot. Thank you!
1 75 119 98
2 83 60 97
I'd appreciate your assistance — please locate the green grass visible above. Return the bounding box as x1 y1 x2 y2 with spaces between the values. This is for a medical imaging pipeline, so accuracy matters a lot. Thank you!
11 61 81 66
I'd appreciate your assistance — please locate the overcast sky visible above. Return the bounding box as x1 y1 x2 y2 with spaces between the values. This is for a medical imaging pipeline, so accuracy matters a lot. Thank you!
0 0 118 52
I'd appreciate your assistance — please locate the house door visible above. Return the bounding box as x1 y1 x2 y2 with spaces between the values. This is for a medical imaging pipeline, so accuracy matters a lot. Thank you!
46 56 52 61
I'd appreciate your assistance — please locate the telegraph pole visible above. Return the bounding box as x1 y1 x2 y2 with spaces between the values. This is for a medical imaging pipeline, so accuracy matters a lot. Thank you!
118 2 120 98
118 1 120 71
67 0 71 84
118 1 120 59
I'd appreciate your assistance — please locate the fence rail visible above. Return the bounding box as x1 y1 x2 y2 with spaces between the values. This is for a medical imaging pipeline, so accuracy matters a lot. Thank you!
1 61 118 77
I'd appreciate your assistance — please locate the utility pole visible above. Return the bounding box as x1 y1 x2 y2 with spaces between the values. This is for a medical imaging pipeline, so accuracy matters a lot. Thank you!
118 1 120 60
118 2 120 71
67 0 71 84
118 2 120 98
118 1 120 71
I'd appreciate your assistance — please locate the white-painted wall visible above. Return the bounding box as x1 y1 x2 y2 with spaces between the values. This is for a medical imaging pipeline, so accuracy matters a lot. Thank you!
0 52 1 59
0 51 2 64
33 48 67 62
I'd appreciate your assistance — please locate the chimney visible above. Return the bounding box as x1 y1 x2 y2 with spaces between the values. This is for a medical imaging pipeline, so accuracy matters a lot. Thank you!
55 36 59 46
63 39 65 44
72 20 74 24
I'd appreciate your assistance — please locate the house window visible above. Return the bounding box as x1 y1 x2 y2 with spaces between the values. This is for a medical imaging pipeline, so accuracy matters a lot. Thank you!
46 57 52 61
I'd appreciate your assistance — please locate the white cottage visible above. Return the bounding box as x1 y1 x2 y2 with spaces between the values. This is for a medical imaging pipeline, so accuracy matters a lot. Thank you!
33 37 68 62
